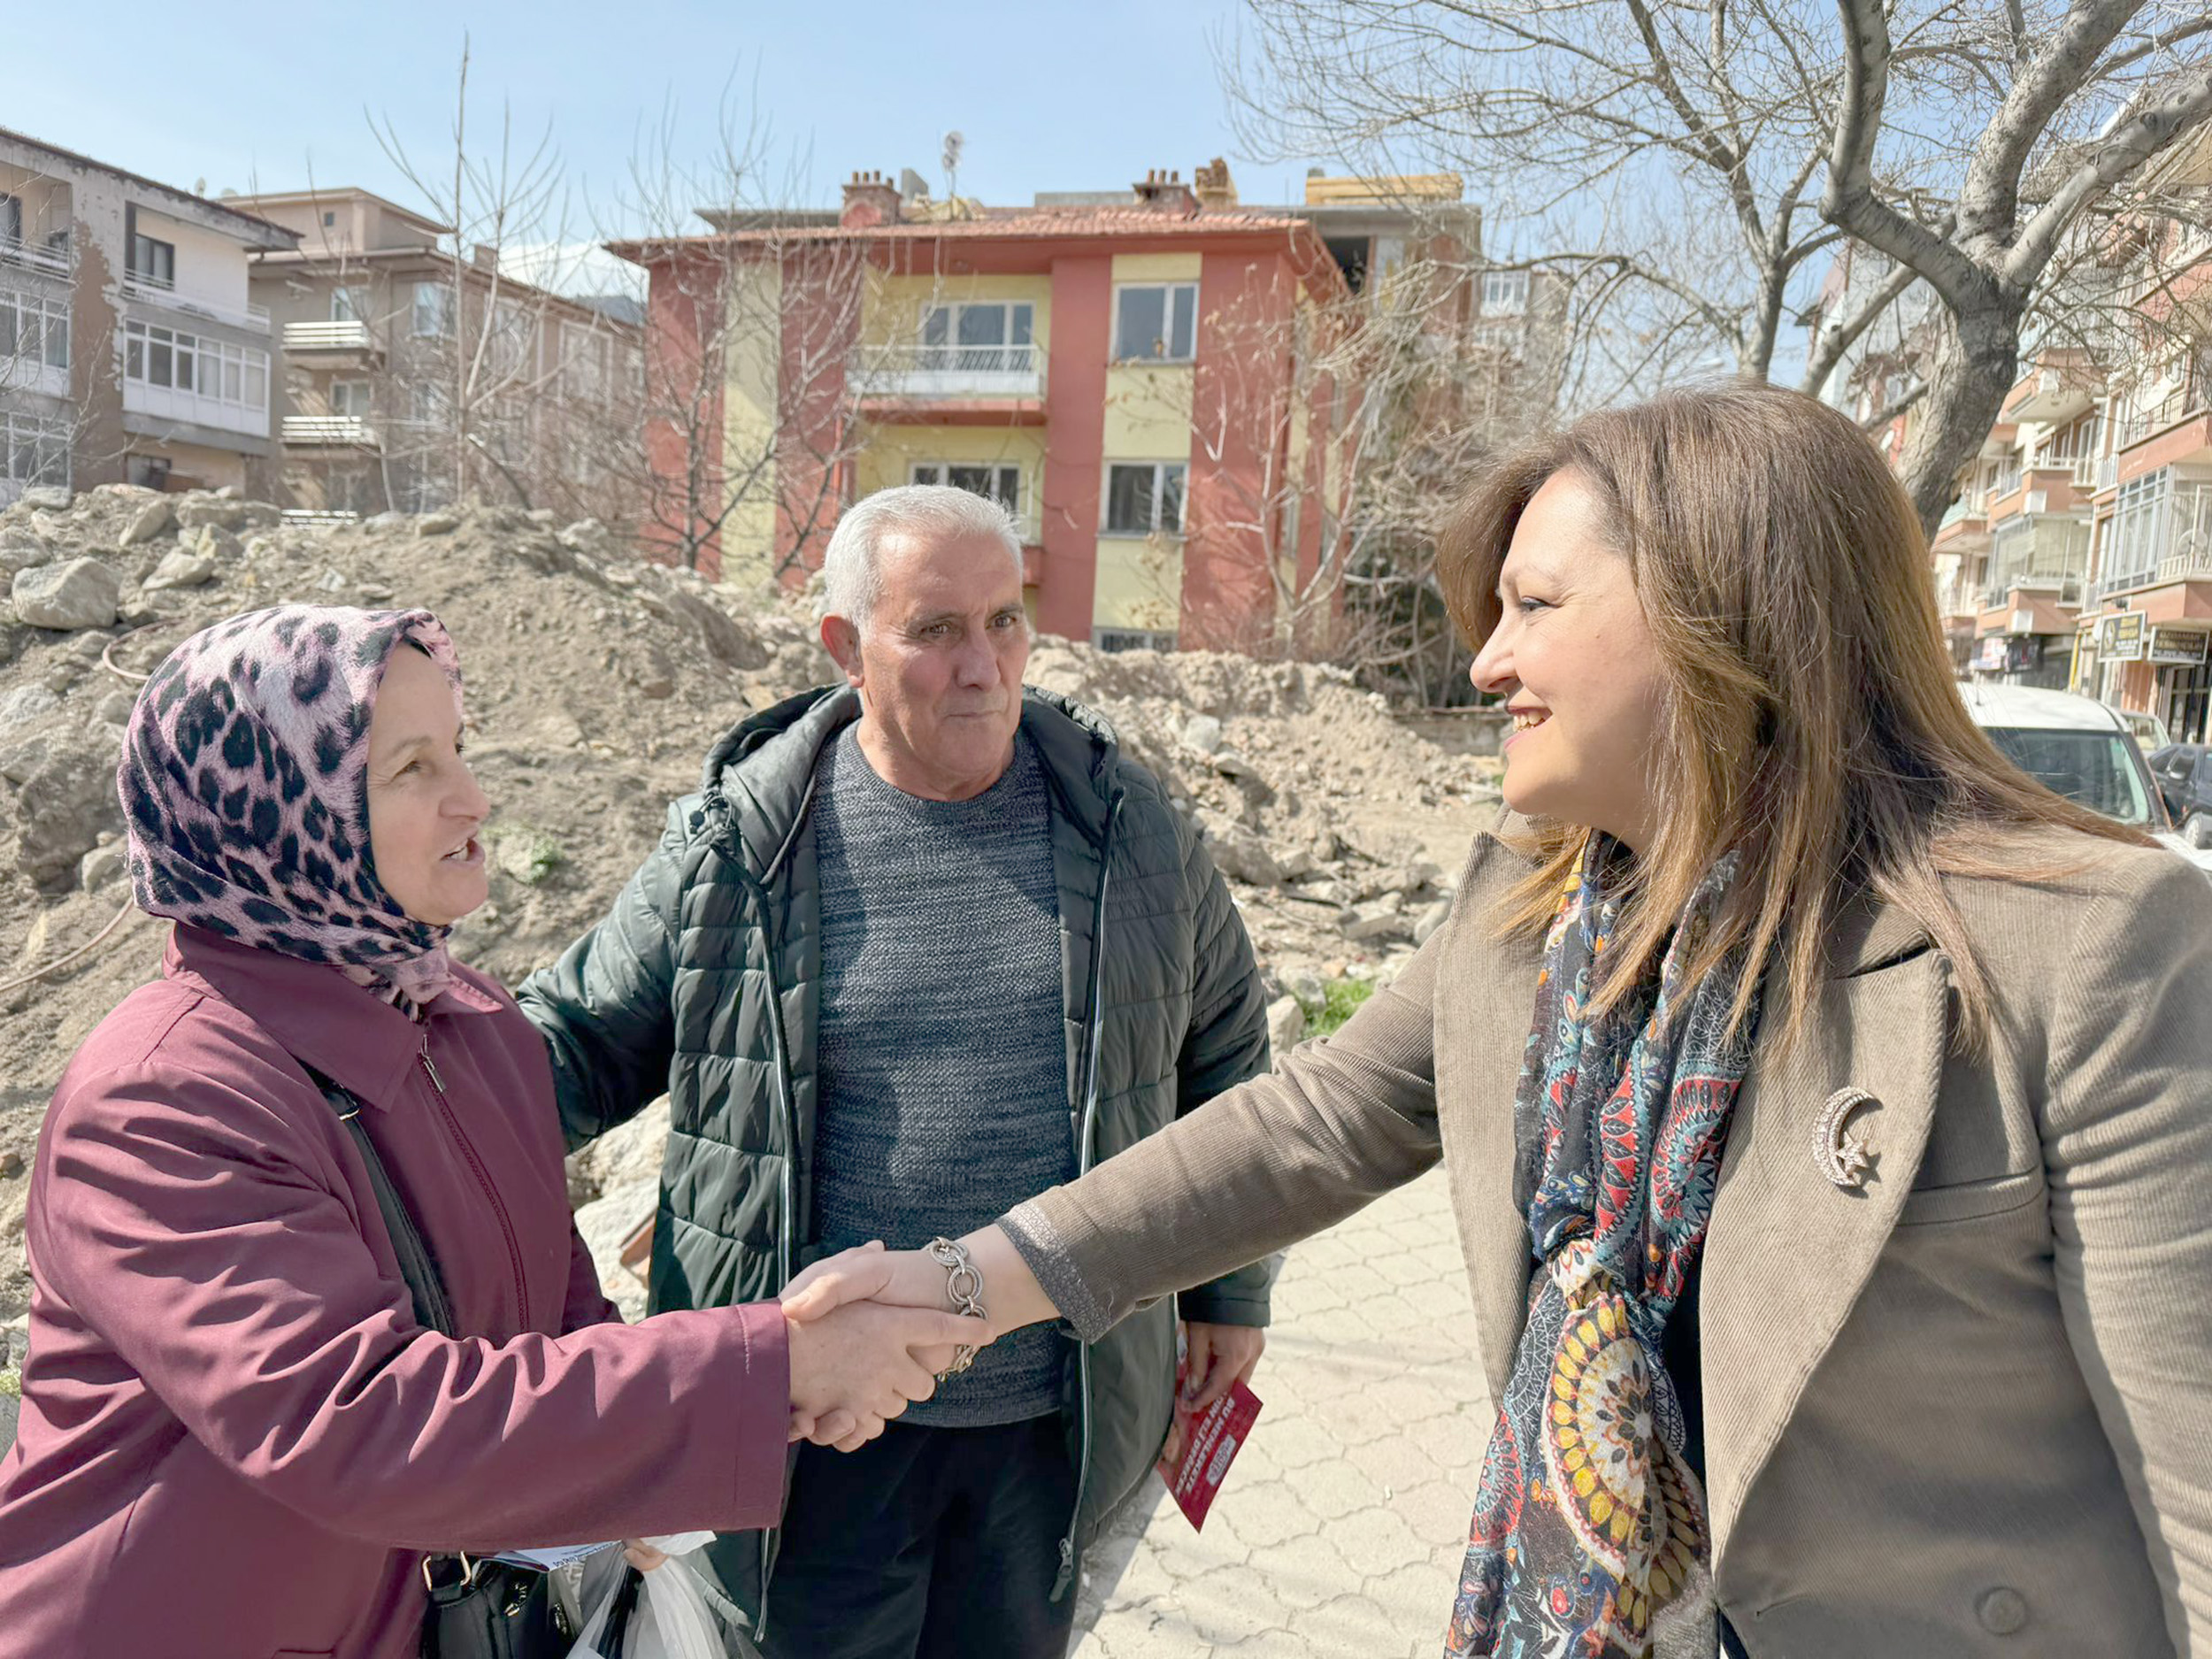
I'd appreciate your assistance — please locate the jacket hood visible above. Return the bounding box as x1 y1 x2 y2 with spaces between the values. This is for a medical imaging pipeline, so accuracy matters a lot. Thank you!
698 684 1126 872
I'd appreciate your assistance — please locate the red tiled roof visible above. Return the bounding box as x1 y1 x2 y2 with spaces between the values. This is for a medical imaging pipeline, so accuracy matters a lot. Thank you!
612 208 1316 256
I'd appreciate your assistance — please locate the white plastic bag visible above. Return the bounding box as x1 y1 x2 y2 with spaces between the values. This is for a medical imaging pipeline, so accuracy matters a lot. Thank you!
564 1532 722 1659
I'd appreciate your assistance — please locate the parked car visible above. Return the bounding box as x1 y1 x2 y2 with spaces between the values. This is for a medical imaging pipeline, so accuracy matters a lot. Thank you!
2117 707 2175 755
1957 683 2212 874
2147 743 2212 848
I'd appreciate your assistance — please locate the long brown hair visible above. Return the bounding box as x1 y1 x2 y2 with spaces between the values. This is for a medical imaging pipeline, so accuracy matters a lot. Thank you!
1439 383 2144 1047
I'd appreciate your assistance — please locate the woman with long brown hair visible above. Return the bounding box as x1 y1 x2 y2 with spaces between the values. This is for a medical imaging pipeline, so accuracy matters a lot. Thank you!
787 384 2212 1655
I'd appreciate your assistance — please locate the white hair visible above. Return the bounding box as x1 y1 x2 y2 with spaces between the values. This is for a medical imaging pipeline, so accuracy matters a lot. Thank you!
820 484 1025 631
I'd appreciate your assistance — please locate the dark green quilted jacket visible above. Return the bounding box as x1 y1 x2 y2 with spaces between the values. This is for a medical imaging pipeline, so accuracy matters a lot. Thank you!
516 684 1273 1642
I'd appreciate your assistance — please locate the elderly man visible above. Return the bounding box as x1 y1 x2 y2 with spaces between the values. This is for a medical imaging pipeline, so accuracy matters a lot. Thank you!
518 484 1275 1659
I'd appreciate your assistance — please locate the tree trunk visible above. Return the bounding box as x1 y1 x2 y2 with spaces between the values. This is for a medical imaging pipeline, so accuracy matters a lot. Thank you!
1895 304 2024 540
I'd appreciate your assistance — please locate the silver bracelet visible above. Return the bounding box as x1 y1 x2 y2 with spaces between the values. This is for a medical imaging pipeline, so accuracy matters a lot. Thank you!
928 1236 987 1381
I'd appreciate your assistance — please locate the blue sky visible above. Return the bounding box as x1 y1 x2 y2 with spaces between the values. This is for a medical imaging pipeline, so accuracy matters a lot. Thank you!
15 1 1329 234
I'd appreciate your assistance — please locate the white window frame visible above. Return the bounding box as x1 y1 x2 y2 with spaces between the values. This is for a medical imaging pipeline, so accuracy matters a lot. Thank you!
1094 626 1178 654
332 285 370 324
910 459 1023 518
1102 460 1187 537
1112 283 1197 364
411 281 456 339
1481 270 1530 316
122 319 268 413
0 408 71 498
329 379 373 419
918 301 1034 373
0 287 70 372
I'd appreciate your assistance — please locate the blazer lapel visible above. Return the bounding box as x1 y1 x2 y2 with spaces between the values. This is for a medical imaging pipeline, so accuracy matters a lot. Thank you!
1698 920 1949 1562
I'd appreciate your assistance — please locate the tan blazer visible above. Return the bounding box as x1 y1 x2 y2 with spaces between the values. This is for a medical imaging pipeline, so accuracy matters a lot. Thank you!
1014 825 2212 1655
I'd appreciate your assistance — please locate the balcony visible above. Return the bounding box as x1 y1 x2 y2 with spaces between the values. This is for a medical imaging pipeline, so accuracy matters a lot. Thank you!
123 271 271 334
281 415 380 449
0 237 69 280
2004 360 2100 425
283 319 378 357
854 343 1046 407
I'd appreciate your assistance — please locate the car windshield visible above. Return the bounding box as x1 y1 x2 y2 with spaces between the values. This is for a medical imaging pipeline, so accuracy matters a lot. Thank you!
1983 726 2156 826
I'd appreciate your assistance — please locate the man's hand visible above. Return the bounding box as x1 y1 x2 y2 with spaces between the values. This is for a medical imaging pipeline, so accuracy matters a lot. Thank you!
785 1297 977 1454
1181 1321 1264 1413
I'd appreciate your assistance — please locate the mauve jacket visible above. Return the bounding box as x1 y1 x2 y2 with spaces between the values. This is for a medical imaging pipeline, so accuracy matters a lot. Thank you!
0 924 791 1659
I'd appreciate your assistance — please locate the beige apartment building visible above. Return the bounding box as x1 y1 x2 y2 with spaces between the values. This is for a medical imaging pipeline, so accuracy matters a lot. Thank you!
229 187 644 524
0 127 297 504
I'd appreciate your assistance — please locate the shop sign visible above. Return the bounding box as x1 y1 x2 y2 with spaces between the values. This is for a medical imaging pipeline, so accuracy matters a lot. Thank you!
2101 611 2147 661
1974 636 2009 671
2149 626 2210 666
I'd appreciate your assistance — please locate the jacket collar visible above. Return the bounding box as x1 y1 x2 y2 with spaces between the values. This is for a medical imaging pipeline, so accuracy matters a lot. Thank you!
699 683 1125 871
165 923 499 1110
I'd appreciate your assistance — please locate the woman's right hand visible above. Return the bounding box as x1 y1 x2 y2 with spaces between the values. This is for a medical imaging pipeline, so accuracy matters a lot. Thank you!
782 1298 976 1454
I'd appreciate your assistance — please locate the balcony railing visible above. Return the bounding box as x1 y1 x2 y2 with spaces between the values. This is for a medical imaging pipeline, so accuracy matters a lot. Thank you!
281 415 379 448
0 237 70 279
854 342 1045 400
123 271 272 334
2119 380 2210 448
284 319 376 353
2097 455 2118 490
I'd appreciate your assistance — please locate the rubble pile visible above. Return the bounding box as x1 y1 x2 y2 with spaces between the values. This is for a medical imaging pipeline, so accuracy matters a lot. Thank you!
0 483 1498 1323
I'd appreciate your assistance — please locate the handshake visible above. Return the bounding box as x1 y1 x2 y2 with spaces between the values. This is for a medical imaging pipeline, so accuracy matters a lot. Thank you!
778 1233 1023 1454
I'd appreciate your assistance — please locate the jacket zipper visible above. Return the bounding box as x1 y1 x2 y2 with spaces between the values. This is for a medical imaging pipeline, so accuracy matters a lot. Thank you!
418 1046 531 1333
1055 788 1125 1602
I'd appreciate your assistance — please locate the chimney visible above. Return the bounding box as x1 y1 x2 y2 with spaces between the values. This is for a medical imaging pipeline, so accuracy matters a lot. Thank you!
1132 168 1198 216
841 170 902 229
1193 157 1237 211
471 242 498 272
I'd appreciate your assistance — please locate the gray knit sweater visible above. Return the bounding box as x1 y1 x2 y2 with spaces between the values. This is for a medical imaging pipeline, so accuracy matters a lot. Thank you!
811 725 1073 1426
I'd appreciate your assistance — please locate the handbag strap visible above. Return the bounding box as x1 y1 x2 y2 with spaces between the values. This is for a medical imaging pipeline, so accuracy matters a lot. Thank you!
301 1064 457 1338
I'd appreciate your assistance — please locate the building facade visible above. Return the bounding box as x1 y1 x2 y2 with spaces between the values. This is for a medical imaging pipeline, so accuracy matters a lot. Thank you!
614 164 1541 653
1816 125 2212 733
228 187 644 526
0 127 297 505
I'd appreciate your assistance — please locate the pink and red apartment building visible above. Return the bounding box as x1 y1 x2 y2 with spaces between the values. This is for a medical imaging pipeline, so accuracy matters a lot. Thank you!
611 165 1496 652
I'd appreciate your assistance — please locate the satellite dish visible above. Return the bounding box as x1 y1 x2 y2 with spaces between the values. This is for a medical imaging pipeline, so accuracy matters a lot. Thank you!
941 131 964 174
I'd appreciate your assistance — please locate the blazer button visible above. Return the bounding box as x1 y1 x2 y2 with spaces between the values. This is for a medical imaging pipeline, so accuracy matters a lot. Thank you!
1977 1587 2028 1635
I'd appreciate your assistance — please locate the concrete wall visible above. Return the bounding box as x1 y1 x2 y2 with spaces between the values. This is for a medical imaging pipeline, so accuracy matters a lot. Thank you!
852 423 1048 542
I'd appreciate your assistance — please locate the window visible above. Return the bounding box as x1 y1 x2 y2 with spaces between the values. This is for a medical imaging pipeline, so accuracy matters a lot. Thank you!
1 409 70 496
322 211 336 228
0 288 69 371
1481 270 1529 315
129 232 176 288
411 281 455 339
1104 461 1186 535
1114 284 1196 362
910 461 1021 516
330 380 372 419
332 286 369 323
560 319 608 399
490 299 533 374
122 319 268 412
918 302 1033 372
2107 468 2173 591
0 195 19 247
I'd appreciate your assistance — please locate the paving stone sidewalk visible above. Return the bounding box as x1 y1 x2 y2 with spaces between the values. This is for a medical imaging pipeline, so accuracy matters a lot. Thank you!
1071 1168 1490 1659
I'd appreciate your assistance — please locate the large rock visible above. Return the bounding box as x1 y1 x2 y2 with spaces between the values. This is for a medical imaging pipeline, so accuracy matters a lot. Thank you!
572 1178 656 1324
0 685 59 733
175 496 247 531
1196 813 1282 887
12 558 119 631
141 549 219 592
119 497 176 546
188 524 243 562
1180 713 1225 756
568 1096 672 1203
1266 995 1306 1053
0 533 50 578
1341 902 1411 944
11 741 120 888
17 485 70 511
417 511 461 537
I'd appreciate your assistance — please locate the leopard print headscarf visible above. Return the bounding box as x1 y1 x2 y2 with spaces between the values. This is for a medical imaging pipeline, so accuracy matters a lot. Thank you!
119 604 468 1008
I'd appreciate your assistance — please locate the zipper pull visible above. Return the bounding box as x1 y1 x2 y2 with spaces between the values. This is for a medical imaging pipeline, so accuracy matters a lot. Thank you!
1051 1536 1075 1600
419 1050 446 1094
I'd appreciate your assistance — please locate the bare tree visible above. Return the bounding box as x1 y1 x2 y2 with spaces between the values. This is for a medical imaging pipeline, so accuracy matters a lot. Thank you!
1223 0 2212 530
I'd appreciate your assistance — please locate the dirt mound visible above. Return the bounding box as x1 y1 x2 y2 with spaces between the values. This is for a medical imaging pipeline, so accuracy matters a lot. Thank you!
0 485 1496 1320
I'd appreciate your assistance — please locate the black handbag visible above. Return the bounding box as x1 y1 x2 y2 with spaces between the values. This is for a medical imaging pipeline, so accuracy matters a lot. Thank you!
304 1066 576 1659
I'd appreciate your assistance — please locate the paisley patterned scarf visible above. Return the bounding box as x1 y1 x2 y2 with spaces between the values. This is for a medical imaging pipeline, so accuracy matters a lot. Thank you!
119 604 468 1010
1447 838 1759 1658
